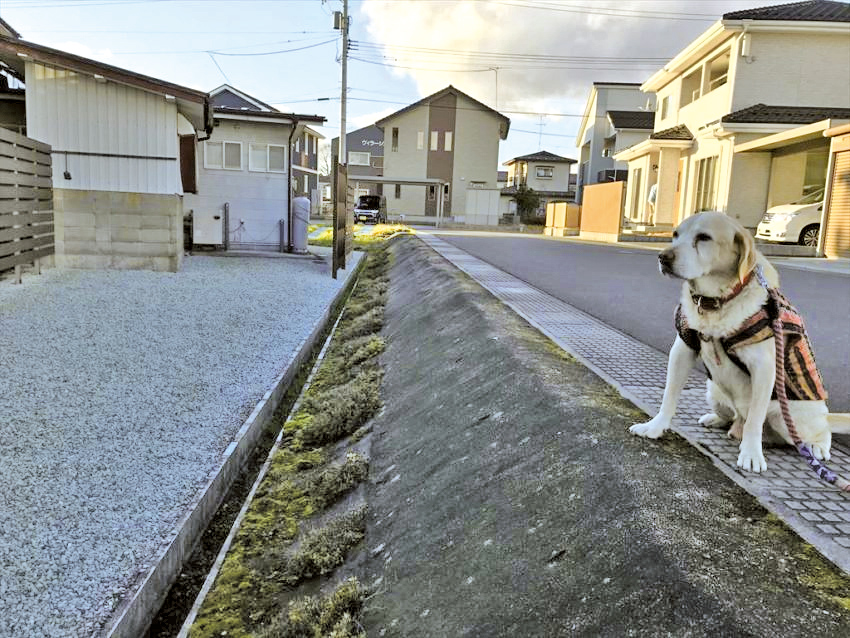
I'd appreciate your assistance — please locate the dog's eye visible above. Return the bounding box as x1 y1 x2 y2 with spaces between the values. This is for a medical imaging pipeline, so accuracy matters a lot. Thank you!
672 231 678 239
695 233 711 242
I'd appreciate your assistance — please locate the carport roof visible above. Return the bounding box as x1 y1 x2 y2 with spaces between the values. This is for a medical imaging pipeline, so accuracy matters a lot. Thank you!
347 175 448 186
734 118 849 152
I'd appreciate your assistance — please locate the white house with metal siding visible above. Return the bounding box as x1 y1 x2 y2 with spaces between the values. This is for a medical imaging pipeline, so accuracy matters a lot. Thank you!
26 62 182 195
0 33 212 272
183 85 325 252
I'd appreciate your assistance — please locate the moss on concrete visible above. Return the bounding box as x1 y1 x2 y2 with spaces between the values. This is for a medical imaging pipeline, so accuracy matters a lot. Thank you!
188 245 391 637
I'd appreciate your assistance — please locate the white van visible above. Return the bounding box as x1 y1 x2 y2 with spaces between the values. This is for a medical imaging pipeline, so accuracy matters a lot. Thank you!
755 188 824 247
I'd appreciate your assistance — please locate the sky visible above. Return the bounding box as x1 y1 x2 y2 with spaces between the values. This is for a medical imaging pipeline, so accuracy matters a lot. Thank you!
0 0 766 166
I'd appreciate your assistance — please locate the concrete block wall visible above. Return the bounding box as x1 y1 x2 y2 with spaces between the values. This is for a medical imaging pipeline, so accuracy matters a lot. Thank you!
53 189 183 272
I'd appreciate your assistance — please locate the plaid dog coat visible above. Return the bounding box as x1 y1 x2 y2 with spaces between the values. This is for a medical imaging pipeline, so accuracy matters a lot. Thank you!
675 291 828 402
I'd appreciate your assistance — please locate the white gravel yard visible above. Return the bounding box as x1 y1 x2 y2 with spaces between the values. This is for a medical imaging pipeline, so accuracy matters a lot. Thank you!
0 251 360 637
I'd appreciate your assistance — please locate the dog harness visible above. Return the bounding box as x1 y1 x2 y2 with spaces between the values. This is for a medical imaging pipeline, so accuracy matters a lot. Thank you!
674 291 828 402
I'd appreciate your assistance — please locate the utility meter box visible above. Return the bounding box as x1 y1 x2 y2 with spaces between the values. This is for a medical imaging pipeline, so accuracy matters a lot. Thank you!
193 211 224 245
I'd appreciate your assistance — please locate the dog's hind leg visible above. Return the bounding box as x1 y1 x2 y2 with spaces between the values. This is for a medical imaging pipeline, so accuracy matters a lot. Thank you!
699 380 737 429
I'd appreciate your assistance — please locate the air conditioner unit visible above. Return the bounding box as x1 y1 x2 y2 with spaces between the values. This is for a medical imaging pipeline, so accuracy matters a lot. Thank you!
193 210 224 245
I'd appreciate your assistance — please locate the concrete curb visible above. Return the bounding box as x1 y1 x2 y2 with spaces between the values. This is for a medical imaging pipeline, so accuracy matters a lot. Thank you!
176 280 357 636
97 257 364 638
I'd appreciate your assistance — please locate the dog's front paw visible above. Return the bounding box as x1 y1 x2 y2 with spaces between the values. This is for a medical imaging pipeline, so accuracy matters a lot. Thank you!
630 416 669 439
737 441 767 473
698 413 730 428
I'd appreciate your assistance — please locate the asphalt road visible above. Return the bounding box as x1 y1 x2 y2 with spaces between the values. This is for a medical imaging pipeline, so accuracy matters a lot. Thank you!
435 232 850 413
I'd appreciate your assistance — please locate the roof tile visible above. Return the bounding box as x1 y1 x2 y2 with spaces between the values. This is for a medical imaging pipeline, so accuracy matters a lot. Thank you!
721 104 850 124
723 0 850 22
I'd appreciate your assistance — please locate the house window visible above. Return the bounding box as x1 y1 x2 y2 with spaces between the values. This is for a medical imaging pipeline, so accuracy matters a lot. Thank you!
428 185 436 201
303 175 309 193
395 184 402 199
659 95 670 120
536 166 554 179
269 145 286 172
417 131 425 150
249 144 268 172
348 151 370 166
205 141 242 170
694 156 719 212
431 131 439 151
681 68 701 107
445 131 453 152
295 138 300 153
392 127 399 152
707 51 730 92
248 144 287 173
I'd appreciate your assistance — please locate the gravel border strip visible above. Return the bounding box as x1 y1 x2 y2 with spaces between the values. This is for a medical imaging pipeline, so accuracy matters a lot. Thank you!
98 259 364 638
176 279 357 636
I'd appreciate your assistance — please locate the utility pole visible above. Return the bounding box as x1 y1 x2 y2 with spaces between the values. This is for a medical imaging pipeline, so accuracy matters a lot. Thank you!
339 0 349 165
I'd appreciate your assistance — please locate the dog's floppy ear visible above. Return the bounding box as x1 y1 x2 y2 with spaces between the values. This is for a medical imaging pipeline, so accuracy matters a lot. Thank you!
735 229 757 283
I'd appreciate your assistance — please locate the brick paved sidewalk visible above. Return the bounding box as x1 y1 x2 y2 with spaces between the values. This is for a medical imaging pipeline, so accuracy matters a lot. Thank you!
418 232 850 575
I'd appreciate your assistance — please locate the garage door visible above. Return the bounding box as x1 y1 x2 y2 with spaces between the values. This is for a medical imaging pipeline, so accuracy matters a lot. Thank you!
825 148 850 259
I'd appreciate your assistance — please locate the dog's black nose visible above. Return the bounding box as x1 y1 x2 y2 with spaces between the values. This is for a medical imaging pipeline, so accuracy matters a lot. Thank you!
659 250 674 269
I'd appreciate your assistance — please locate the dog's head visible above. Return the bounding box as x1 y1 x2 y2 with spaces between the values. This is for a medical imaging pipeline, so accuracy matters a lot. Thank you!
658 212 757 283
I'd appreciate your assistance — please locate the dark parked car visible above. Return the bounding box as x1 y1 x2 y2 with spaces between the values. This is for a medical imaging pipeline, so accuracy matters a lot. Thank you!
353 195 387 224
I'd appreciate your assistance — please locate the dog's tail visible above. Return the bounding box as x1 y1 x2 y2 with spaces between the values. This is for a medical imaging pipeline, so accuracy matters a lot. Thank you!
827 413 850 434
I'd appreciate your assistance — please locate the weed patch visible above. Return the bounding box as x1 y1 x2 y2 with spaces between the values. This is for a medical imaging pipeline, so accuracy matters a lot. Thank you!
275 507 367 586
188 245 392 637
257 577 368 638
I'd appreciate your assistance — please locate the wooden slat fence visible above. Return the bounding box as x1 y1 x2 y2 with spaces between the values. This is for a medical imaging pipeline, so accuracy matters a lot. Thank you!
0 126 54 283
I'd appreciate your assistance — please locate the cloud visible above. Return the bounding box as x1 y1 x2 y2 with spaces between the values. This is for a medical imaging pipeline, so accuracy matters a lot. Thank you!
359 0 755 117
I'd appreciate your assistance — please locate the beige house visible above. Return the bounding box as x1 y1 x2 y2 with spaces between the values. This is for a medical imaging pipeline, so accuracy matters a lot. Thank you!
375 85 510 225
614 0 850 231
501 150 577 220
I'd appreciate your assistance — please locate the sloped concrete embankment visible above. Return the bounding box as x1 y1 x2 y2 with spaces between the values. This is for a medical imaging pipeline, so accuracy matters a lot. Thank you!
358 237 850 637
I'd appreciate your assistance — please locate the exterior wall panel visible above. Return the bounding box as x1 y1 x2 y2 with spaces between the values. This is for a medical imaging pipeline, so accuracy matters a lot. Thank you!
451 95 501 216
26 62 180 195
184 119 293 250
732 32 850 111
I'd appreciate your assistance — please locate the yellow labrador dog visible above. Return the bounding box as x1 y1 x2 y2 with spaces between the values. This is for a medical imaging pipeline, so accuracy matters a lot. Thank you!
630 211 850 473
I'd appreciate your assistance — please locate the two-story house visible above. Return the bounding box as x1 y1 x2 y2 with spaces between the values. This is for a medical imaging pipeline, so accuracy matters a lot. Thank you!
615 0 850 231
501 150 577 220
184 85 324 252
375 85 510 224
331 124 384 198
575 82 655 203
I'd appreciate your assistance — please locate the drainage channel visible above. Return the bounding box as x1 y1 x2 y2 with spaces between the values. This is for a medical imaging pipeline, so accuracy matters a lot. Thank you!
132 258 365 638
174 280 355 636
